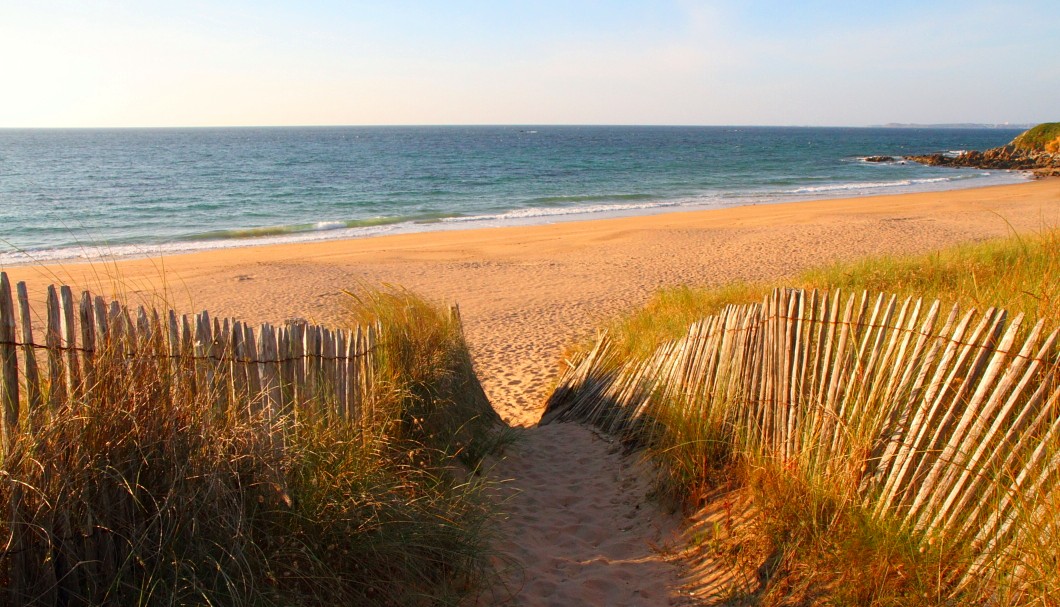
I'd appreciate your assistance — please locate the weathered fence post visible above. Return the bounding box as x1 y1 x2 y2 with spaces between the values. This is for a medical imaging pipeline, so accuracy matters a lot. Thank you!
0 273 24 605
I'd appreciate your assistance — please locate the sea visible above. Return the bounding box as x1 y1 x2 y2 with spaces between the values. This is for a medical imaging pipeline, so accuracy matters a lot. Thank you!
0 126 1030 266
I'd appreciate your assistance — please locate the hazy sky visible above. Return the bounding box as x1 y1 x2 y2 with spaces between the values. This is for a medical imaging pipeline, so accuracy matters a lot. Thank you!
2 0 1056 128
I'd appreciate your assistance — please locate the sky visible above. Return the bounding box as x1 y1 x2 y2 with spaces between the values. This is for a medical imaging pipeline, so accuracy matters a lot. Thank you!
1 0 1057 128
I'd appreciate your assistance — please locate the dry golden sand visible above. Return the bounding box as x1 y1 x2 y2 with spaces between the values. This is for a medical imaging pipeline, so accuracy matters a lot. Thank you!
4 179 1059 605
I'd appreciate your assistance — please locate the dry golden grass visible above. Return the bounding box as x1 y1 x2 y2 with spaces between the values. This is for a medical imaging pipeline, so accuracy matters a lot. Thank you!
567 230 1060 606
1 287 502 606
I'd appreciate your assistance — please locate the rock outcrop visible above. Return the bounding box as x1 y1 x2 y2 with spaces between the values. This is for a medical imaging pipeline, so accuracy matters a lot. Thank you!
906 123 1060 178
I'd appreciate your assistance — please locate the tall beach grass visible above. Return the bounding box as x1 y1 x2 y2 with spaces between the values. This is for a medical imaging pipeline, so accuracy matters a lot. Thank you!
556 230 1060 606
1 285 501 606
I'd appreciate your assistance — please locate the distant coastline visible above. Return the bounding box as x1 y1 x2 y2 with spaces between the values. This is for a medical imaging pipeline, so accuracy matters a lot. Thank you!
873 122 1037 129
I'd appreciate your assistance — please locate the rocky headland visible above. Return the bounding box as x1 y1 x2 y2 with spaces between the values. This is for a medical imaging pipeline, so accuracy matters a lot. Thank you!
906 122 1060 178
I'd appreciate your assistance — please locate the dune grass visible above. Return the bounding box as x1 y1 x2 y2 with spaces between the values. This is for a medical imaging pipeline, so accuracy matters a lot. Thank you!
346 287 510 469
743 465 967 607
2 287 502 606
566 229 1060 606
599 229 1060 362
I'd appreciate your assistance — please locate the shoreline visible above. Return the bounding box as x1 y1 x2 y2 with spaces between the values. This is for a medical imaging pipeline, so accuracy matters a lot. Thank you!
0 168 1031 267
4 178 1058 425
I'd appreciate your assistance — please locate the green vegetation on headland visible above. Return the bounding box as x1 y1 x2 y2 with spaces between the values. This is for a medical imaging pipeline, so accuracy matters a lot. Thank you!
1012 122 1060 153
907 122 1060 176
1 287 505 606
559 229 1059 606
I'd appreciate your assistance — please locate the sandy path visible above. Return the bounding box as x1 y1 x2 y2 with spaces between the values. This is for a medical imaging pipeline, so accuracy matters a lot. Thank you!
478 424 680 606
4 180 1058 604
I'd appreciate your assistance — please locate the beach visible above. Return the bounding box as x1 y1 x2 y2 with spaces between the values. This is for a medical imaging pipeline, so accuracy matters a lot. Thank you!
5 0 1056 601
6 179 1057 426
4 179 1058 605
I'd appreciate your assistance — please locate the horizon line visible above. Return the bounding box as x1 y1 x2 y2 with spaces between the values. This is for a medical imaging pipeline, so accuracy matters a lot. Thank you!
0 122 1038 131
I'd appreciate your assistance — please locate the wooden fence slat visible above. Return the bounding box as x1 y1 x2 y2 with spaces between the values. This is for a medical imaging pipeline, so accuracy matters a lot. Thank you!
195 311 214 410
291 325 304 415
136 306 151 346
107 301 123 346
79 292 97 395
758 292 774 449
277 323 289 407
290 322 306 408
350 326 363 423
781 291 797 459
152 308 163 348
93 296 108 350
335 330 348 418
306 325 319 404
244 324 262 412
789 290 813 455
367 324 379 418
0 273 20 458
260 325 282 418
16 282 43 416
46 286 66 410
323 328 336 411
216 318 232 412
60 286 82 401
180 314 196 398
0 273 26 607
167 311 181 394
812 290 840 408
230 320 247 413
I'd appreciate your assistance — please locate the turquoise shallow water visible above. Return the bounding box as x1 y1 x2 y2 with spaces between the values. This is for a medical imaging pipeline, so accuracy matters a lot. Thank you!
0 126 1028 265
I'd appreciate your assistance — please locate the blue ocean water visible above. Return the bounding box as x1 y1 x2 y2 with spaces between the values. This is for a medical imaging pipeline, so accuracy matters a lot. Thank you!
0 126 1029 265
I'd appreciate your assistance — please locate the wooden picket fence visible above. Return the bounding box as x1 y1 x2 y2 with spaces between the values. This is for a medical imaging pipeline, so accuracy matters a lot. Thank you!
0 271 384 463
0 272 385 604
541 287 1060 587
0 272 480 604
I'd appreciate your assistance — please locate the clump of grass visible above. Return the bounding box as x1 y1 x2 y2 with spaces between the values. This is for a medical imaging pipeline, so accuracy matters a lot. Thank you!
745 466 968 607
801 229 1060 326
636 391 738 506
2 286 500 605
346 286 504 469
